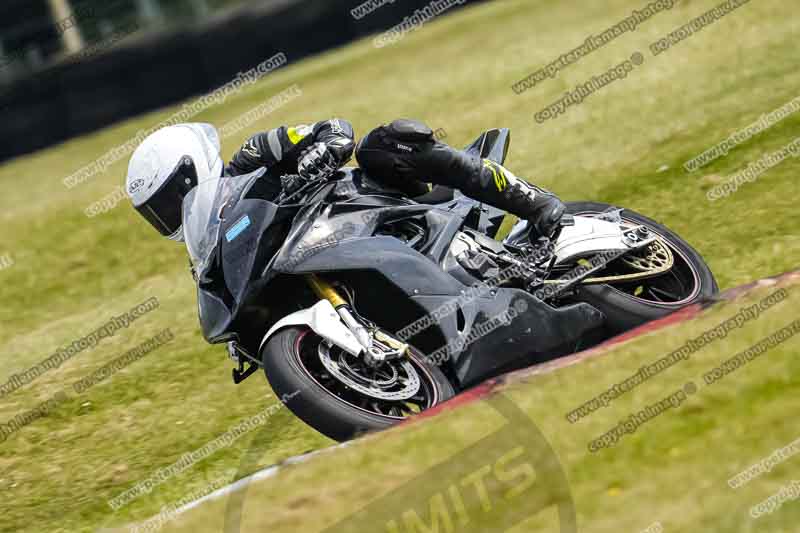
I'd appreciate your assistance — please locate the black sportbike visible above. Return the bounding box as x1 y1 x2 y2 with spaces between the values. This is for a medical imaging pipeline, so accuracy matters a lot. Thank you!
183 129 717 441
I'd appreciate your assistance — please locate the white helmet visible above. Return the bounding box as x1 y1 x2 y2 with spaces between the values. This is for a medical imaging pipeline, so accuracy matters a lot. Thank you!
126 123 224 240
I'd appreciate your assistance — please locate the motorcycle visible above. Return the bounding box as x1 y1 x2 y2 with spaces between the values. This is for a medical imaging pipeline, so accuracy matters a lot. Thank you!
182 128 718 441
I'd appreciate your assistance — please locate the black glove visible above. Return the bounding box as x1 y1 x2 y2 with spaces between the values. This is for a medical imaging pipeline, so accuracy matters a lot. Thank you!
298 142 339 180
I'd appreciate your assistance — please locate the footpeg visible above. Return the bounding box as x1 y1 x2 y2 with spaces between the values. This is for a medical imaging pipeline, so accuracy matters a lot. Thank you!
232 360 258 385
228 342 260 384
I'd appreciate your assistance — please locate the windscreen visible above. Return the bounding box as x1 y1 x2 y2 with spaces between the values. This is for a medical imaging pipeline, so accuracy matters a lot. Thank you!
182 170 264 274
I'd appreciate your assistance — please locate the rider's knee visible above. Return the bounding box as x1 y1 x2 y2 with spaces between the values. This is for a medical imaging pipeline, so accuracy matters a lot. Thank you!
356 120 435 175
356 120 437 195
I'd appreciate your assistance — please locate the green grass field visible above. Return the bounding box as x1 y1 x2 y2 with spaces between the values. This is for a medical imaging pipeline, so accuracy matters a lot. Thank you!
0 0 797 531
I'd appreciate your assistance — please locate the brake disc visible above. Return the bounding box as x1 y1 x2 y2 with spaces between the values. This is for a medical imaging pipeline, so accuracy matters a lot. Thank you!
585 238 674 284
623 238 673 270
318 343 421 401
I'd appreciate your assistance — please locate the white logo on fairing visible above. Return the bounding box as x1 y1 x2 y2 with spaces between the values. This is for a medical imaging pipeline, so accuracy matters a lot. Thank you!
329 119 345 135
242 140 261 158
396 143 413 152
128 178 145 193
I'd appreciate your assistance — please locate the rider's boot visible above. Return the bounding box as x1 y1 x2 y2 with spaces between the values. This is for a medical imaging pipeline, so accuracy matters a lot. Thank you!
422 143 566 241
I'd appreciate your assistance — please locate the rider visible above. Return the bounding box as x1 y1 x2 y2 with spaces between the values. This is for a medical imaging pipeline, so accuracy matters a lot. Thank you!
125 119 565 242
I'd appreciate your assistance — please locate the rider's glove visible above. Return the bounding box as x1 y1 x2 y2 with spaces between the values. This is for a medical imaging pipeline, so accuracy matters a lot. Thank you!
298 142 339 181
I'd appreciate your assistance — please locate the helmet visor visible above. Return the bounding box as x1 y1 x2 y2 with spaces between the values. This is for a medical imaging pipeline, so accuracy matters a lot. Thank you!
134 157 198 237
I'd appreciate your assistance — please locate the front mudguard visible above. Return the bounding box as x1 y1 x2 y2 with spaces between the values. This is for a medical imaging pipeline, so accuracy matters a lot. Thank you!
259 300 363 357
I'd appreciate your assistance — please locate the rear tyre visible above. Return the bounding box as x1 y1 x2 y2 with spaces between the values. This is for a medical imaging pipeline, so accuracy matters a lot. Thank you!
262 327 455 442
565 201 718 333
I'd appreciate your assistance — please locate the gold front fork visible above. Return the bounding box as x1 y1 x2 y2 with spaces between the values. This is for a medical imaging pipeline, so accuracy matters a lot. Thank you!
306 275 408 357
306 274 347 308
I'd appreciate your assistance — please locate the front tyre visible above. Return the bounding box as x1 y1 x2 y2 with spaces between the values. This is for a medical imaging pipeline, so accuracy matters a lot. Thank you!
262 327 455 442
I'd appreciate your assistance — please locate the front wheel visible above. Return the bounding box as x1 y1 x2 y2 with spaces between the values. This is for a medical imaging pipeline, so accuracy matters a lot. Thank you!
261 327 455 442
564 201 718 333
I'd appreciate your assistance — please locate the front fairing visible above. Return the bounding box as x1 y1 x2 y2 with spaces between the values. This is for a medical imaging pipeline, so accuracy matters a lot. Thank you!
268 168 410 271
186 166 481 343
183 169 295 342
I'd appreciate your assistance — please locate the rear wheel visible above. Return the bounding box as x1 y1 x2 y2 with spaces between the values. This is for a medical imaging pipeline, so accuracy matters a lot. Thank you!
563 201 718 333
262 327 455 442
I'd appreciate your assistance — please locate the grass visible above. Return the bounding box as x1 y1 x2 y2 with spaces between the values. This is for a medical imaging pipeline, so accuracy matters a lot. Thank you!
0 0 797 531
